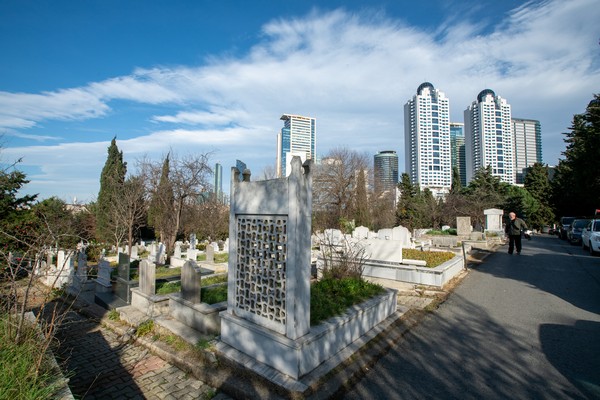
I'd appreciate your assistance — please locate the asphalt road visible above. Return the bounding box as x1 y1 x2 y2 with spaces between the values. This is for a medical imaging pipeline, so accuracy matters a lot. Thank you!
344 234 600 400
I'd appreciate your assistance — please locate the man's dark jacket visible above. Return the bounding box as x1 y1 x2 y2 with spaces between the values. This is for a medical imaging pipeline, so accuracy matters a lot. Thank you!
505 218 528 235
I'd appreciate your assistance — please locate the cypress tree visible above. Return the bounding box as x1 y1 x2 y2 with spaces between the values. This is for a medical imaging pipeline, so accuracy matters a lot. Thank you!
147 155 175 249
96 137 126 243
354 168 370 228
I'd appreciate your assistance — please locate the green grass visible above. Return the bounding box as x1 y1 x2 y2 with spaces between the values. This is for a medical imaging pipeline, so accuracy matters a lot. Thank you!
201 285 227 304
135 319 155 337
310 277 385 326
426 228 457 235
107 309 120 321
402 248 455 268
196 253 229 263
202 274 228 286
0 315 64 399
155 274 228 295
156 266 181 278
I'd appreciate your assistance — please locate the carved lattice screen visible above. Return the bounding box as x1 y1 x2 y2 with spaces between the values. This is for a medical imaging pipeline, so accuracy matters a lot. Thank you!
235 216 288 327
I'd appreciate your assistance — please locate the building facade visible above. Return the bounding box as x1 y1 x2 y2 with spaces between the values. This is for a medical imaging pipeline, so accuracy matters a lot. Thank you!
464 89 515 184
512 118 542 184
276 114 316 177
449 122 466 187
404 82 452 198
374 150 399 194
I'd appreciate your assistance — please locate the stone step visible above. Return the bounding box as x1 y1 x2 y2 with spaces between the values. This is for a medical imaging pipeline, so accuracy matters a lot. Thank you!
116 305 150 326
95 292 127 310
154 315 212 346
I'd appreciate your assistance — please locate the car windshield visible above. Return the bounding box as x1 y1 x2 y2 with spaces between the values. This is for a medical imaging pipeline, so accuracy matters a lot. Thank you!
562 217 575 225
594 221 600 231
573 219 591 228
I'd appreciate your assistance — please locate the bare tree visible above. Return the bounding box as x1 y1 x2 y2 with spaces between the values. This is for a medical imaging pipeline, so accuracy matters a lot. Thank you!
182 197 229 242
260 164 277 180
313 148 370 231
112 174 147 259
142 152 213 254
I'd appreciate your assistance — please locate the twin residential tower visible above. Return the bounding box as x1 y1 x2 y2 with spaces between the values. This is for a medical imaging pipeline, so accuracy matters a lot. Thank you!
405 82 542 196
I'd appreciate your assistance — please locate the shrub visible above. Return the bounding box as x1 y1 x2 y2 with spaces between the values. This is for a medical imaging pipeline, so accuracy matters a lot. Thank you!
0 315 64 399
319 236 367 280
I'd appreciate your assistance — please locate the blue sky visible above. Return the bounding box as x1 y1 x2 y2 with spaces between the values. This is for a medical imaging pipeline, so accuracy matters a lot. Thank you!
1 0 599 203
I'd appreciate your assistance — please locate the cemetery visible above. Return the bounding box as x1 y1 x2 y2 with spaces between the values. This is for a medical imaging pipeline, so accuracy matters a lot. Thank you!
18 157 511 397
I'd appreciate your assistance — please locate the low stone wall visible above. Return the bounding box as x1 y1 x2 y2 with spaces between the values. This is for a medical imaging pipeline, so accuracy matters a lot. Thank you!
219 288 397 380
169 290 226 334
130 289 170 317
362 254 464 288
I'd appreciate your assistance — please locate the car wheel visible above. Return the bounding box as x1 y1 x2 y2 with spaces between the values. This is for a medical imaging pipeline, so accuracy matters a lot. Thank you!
583 240 588 250
591 242 598 256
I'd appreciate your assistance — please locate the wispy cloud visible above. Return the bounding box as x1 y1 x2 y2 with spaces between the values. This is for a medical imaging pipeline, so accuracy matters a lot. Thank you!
2 0 599 201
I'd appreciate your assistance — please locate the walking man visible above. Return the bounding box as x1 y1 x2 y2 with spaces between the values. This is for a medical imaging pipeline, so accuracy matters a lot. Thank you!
505 211 528 255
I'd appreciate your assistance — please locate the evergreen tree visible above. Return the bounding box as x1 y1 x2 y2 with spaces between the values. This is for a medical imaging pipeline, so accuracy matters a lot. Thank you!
461 166 508 228
147 155 176 250
551 94 600 217
96 138 127 243
450 166 462 194
354 168 370 228
0 168 37 251
523 163 555 228
396 173 423 230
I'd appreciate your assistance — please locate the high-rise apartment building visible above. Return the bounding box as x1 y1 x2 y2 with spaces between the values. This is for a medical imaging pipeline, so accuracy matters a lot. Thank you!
276 114 316 177
512 118 542 184
404 82 452 198
464 89 515 184
449 123 466 187
374 150 399 194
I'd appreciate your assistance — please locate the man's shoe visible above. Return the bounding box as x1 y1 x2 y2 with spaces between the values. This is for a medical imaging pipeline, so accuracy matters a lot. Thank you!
516 252 521 255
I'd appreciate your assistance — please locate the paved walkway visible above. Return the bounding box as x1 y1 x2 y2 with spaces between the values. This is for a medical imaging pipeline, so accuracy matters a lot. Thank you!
53 307 220 399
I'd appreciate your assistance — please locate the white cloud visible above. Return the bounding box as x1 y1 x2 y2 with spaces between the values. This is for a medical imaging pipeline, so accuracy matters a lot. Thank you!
2 0 599 201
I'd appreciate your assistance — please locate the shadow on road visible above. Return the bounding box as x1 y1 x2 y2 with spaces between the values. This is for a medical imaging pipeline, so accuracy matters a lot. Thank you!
479 234 600 315
342 234 600 399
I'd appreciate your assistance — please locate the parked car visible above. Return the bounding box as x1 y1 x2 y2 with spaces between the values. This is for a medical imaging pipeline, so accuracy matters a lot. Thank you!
567 218 591 245
558 216 576 239
581 219 600 255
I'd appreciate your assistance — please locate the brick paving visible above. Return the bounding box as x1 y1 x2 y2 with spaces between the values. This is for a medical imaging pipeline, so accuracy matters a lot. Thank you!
53 308 219 399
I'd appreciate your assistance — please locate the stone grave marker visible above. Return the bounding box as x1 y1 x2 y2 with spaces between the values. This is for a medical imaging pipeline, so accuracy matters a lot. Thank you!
181 260 202 303
457 216 471 236
392 225 412 247
206 244 215 263
139 259 156 295
352 226 369 239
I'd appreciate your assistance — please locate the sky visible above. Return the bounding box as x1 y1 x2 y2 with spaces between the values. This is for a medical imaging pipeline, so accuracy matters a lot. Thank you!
1 0 599 203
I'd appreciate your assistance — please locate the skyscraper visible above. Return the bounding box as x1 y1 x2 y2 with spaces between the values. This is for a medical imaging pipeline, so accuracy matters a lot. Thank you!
512 118 542 184
214 162 223 202
374 150 399 194
449 122 466 187
464 89 515 184
276 114 316 177
404 82 452 198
